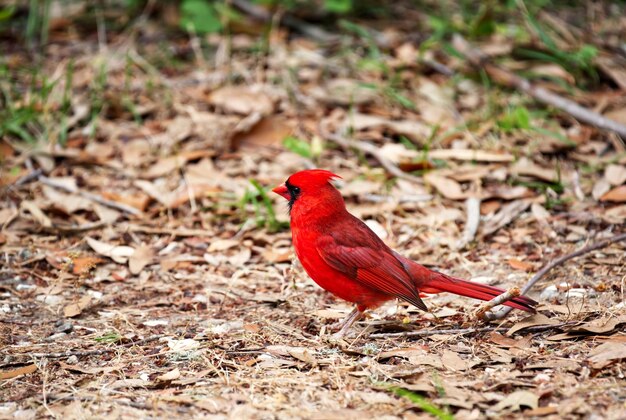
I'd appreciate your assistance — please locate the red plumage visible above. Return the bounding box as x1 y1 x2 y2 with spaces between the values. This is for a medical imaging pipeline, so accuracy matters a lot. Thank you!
273 169 537 336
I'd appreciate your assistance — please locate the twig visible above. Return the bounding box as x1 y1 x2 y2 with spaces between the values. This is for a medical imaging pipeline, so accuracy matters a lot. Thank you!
320 123 424 184
22 334 163 359
13 169 43 186
369 321 577 339
38 175 142 216
484 231 626 320
474 287 521 319
127 224 215 237
452 34 626 139
455 197 481 250
231 0 339 43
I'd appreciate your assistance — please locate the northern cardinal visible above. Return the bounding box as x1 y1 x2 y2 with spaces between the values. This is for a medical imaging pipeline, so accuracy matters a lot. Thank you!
273 169 537 337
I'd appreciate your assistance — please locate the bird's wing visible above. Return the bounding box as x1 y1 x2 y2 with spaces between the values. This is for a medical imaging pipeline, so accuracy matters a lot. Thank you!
315 221 428 311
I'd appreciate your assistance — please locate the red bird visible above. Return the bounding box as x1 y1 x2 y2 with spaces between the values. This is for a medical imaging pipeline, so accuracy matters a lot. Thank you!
273 169 537 337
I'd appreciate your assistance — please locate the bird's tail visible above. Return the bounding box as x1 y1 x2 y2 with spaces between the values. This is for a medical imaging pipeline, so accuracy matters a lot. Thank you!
402 259 537 312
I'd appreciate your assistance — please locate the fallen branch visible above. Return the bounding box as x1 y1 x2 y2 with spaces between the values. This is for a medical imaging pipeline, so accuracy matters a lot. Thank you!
453 34 626 139
22 334 164 359
484 231 626 320
369 321 578 339
231 0 338 43
38 175 142 216
474 287 521 320
320 122 424 184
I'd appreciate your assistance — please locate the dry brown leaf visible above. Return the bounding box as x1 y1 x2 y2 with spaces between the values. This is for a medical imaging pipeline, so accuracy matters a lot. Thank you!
587 342 626 369
481 199 531 237
507 258 534 272
41 186 92 213
441 350 469 371
156 368 181 382
71 256 104 275
129 245 154 275
600 185 626 202
208 85 274 115
507 313 561 336
63 295 92 317
310 78 378 106
511 158 558 182
424 173 467 200
493 391 539 412
20 200 52 227
232 115 294 150
0 364 37 379
208 239 239 252
605 164 626 186
143 150 213 179
101 191 151 211
85 237 135 264
569 315 626 334
489 332 531 348
347 113 430 142
592 178 612 200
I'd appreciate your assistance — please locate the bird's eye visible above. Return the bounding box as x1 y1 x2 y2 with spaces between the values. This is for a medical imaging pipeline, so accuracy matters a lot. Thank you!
291 186 300 194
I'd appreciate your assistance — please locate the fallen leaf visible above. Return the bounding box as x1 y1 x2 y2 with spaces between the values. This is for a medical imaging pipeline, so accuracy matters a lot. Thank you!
507 258 534 272
592 178 612 200
71 256 104 275
587 342 626 369
232 115 294 150
347 113 430 142
489 332 531 348
569 315 626 334
208 239 239 252
156 368 181 382
493 390 539 412
0 364 37 379
20 200 52 227
481 200 531 237
101 191 151 211
85 237 135 264
604 164 626 186
600 185 626 202
511 157 559 182
208 85 274 115
441 350 469 371
424 173 467 200
507 313 561 335
129 245 154 275
63 295 92 317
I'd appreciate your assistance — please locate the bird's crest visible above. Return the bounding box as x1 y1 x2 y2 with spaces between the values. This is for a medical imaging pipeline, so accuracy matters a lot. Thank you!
288 169 342 188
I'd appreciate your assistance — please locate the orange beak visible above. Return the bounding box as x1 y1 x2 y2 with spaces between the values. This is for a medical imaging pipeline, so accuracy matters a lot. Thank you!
272 184 290 200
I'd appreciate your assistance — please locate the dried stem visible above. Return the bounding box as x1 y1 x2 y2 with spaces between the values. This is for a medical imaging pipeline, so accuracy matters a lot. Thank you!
484 231 626 320
453 34 626 139
320 123 423 184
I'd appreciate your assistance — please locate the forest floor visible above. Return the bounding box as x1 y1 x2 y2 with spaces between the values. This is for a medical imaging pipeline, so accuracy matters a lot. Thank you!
1 2 625 419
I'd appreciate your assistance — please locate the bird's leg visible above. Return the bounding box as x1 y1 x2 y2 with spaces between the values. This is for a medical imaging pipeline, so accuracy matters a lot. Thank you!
332 307 363 339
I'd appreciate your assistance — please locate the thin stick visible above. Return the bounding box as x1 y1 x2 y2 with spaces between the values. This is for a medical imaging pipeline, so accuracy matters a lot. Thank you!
231 0 338 43
21 334 163 359
369 321 577 339
455 197 481 250
452 34 626 139
38 175 142 216
320 123 424 184
484 231 626 320
474 287 521 320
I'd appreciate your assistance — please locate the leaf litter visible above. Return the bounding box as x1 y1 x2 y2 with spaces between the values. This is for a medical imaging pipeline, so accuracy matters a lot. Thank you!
1 4 626 420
